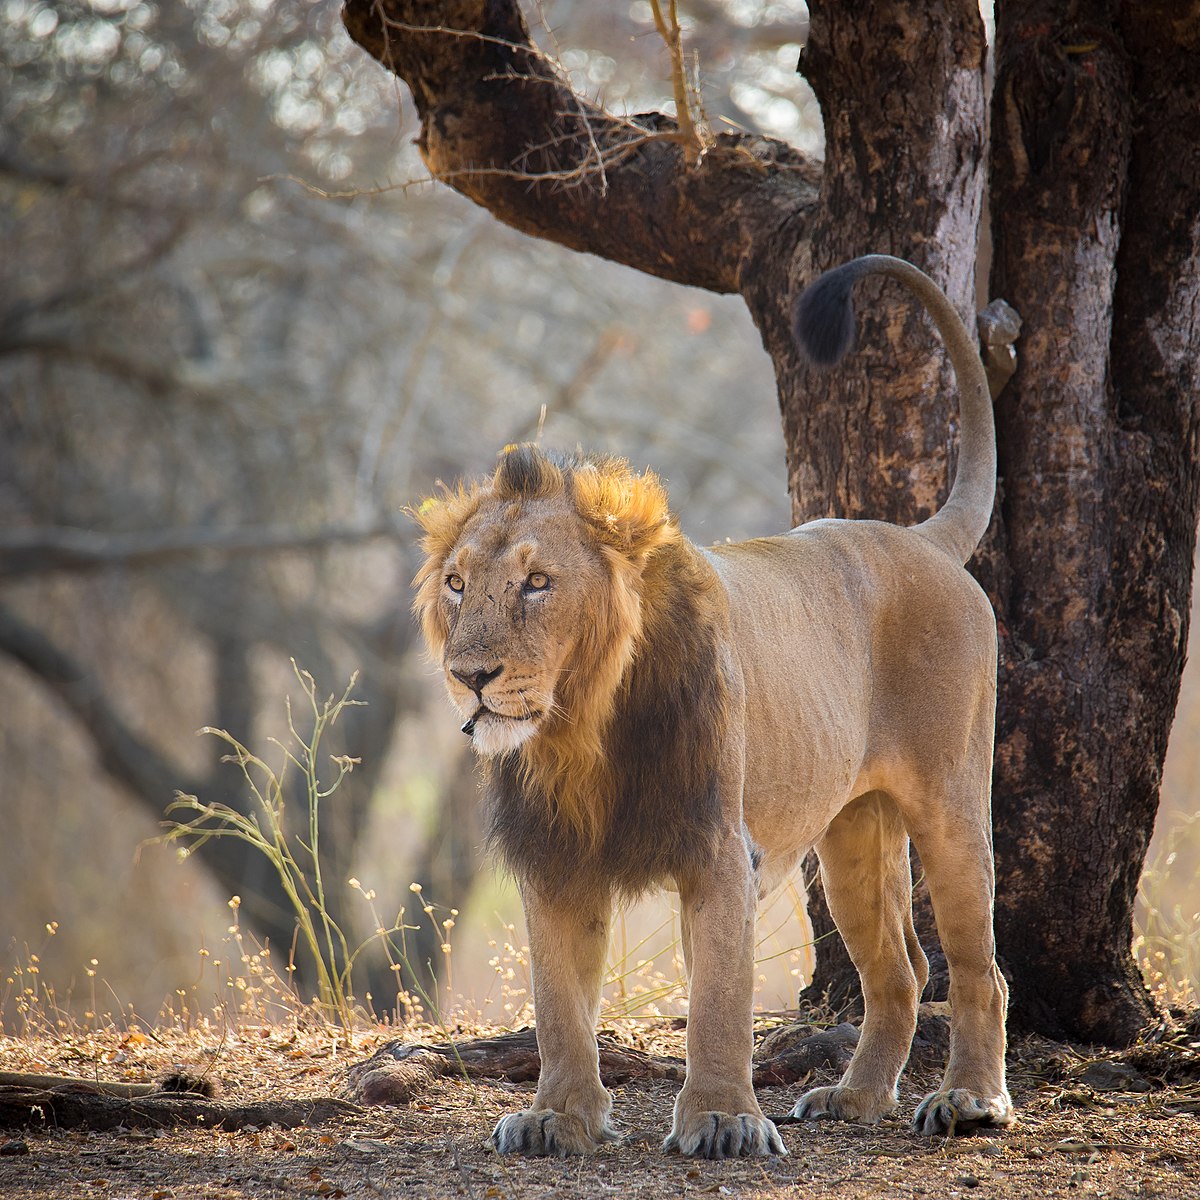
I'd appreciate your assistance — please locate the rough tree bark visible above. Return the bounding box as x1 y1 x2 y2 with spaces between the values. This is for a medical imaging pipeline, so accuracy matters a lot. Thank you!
981 0 1200 1041
772 0 987 1016
341 0 1200 1045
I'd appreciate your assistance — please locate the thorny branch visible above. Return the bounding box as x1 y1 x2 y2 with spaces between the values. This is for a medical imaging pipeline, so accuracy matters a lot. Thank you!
649 0 706 165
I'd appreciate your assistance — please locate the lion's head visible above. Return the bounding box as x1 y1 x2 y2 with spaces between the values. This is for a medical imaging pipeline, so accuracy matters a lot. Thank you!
412 444 681 843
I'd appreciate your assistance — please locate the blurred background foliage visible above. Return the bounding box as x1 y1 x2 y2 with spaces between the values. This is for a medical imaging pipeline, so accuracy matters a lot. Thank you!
0 0 1194 1026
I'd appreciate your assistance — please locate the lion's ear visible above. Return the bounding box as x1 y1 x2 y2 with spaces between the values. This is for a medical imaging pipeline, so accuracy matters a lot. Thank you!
571 462 677 560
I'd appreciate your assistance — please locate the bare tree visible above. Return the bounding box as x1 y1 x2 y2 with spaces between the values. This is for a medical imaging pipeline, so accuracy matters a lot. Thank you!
1 1 794 1013
0 0 479 1001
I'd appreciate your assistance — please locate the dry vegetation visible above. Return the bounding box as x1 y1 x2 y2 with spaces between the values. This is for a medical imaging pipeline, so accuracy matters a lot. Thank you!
3 3 1200 1195
2 675 1197 1197
2 1006 1199 1200
3 843 1199 1200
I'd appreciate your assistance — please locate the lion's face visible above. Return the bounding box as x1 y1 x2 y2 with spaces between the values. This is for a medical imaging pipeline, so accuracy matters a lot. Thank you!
412 446 679 778
430 493 614 756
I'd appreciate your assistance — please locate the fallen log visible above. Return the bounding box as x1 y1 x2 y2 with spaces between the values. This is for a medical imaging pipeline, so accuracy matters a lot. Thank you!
347 1021 867 1106
348 1027 685 1106
0 1070 216 1099
0 1072 360 1132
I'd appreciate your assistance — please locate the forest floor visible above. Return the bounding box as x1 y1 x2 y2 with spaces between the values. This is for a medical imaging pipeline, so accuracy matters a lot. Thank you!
1 1014 1199 1200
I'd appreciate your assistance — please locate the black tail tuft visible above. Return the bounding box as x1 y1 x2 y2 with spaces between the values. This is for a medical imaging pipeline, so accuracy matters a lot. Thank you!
793 261 866 366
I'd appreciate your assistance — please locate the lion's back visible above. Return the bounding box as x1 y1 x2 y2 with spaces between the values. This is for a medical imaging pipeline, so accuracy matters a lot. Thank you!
710 520 996 862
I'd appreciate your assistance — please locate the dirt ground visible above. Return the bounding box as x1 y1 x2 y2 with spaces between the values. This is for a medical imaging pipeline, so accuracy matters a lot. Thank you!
1 1019 1198 1200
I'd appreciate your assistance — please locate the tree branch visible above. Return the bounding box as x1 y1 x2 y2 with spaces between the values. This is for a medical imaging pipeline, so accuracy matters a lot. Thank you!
0 520 398 579
0 603 203 808
0 602 336 946
0 1079 360 1132
341 0 821 294
648 0 703 165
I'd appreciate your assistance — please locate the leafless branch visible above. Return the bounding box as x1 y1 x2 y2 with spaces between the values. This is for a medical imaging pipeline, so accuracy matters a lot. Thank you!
0 520 400 580
342 0 821 294
3 213 192 334
649 0 706 165
0 602 203 809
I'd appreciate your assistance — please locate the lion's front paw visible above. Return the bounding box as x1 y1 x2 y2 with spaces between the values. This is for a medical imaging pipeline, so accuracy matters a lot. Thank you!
913 1088 1014 1136
490 1109 617 1157
663 1111 786 1159
790 1084 897 1125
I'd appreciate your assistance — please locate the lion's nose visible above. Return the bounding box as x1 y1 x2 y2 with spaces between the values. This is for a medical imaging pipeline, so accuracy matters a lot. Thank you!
451 664 504 695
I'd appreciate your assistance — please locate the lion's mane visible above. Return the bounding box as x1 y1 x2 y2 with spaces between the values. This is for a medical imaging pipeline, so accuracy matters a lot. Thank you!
413 446 732 897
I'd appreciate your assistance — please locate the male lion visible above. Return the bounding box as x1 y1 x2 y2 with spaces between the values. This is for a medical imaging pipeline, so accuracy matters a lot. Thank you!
412 255 1013 1159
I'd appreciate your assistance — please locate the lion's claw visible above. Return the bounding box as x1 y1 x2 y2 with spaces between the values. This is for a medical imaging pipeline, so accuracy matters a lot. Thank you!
913 1088 1014 1136
491 1109 618 1156
663 1111 786 1159
790 1084 896 1125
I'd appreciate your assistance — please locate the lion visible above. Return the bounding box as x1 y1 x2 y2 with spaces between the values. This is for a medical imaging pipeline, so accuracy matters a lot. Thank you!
411 254 1013 1159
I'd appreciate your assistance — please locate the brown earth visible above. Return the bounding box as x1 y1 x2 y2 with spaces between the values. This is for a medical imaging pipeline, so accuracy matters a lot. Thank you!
1 1018 1198 1200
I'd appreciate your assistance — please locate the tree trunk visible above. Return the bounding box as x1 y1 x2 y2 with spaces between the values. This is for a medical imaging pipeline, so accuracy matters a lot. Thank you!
980 0 1200 1043
781 0 987 1014
0 585 423 1008
341 0 1200 1045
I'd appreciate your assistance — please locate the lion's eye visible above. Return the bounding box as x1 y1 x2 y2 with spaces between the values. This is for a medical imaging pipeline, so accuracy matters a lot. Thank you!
446 574 465 594
525 572 550 593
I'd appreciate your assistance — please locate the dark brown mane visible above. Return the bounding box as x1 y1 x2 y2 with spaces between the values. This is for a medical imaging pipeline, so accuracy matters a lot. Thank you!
485 538 731 900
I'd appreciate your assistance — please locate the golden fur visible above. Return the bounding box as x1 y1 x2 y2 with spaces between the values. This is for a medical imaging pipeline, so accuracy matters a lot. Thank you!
414 448 686 850
412 256 1013 1159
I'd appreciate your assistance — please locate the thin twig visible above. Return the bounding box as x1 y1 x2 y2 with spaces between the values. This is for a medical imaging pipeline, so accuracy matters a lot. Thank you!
649 0 705 165
451 1143 479 1200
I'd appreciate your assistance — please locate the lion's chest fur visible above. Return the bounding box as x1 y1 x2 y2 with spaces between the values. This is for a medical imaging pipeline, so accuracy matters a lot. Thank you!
485 540 736 900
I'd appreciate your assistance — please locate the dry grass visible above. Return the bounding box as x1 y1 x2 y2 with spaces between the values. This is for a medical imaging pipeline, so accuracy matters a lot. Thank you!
2 889 1198 1197
3 684 1198 1195
3 844 1198 1198
4 798 1197 1041
1135 808 1200 1010
2 1016 1199 1200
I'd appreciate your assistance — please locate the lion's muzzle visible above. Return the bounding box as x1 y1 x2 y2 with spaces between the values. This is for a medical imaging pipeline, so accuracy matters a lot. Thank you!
457 702 543 757
450 663 504 695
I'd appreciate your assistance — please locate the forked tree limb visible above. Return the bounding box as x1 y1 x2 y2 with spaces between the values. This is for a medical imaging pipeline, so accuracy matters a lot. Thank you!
0 603 205 808
0 603 310 942
341 0 821 294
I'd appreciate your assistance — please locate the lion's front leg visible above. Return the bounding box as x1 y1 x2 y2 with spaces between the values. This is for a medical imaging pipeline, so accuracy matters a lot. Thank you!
491 883 618 1157
665 832 786 1159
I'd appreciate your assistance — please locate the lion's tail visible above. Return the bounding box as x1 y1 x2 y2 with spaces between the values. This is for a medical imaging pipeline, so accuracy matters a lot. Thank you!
792 254 997 565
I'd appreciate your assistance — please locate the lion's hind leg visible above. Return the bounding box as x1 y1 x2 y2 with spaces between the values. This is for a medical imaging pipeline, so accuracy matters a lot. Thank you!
792 791 927 1126
903 775 1013 1136
491 886 619 1156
